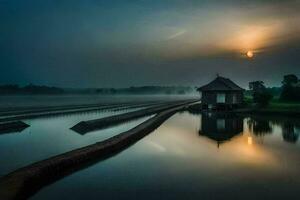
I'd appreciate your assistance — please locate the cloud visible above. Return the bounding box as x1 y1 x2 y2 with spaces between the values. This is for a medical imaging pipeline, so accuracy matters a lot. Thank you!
144 1 300 60
0 0 300 87
166 30 187 40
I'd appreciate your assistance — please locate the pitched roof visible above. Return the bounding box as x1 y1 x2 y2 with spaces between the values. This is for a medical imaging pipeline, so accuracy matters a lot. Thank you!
197 76 244 91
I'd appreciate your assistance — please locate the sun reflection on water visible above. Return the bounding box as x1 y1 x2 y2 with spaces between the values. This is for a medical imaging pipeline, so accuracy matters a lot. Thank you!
248 136 253 145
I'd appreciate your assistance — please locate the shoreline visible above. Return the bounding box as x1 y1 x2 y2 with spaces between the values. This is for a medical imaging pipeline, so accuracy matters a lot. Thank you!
187 103 300 118
233 108 300 118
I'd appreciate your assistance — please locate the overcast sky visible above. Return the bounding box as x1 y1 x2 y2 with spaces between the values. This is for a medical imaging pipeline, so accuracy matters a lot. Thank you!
1 0 300 88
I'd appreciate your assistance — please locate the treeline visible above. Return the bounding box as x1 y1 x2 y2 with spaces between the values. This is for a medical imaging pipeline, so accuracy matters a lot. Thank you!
248 74 300 107
0 84 64 95
96 86 194 95
280 74 300 101
0 84 194 95
245 87 282 97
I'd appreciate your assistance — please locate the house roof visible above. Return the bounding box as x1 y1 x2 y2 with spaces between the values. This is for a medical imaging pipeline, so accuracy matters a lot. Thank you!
197 76 244 91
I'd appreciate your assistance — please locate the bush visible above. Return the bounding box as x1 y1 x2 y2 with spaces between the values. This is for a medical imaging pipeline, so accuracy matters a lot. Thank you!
255 92 273 107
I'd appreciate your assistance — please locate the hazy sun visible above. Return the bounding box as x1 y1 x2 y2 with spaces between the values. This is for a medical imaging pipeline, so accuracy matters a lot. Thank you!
246 51 254 58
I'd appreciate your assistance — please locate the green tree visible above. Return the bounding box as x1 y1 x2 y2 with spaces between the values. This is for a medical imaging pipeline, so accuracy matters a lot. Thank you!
280 74 299 101
282 74 298 85
249 81 273 107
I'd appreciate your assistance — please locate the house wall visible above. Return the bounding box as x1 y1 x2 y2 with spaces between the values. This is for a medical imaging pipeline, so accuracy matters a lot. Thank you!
201 91 243 105
201 91 217 104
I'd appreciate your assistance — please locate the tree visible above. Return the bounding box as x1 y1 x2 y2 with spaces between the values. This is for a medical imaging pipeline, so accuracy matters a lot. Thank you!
254 92 273 107
282 74 298 85
280 74 300 101
249 81 273 107
249 81 265 92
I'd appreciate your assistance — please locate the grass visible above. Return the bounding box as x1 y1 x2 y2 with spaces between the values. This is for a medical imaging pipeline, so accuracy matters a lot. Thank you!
267 100 300 111
244 97 300 112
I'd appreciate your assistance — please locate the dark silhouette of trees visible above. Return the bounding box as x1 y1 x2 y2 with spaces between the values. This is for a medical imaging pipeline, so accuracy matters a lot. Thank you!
96 86 193 95
249 81 265 92
0 84 194 95
0 84 20 94
282 74 298 85
0 84 64 95
249 81 273 107
280 74 300 102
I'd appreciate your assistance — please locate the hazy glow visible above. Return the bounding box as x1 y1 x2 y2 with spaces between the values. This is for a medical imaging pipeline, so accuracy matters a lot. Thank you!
153 3 300 60
140 113 279 168
219 22 285 55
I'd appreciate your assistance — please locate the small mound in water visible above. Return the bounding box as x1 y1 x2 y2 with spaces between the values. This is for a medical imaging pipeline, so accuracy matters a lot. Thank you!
0 121 30 135
70 121 89 134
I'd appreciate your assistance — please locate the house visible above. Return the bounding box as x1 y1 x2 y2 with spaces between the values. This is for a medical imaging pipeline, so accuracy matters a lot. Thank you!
197 76 244 109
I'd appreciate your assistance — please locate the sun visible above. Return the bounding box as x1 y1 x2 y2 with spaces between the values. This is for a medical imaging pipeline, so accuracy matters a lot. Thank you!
246 51 254 58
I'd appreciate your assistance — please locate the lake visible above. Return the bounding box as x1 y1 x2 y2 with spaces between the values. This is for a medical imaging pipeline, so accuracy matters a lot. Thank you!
24 111 300 200
0 107 153 176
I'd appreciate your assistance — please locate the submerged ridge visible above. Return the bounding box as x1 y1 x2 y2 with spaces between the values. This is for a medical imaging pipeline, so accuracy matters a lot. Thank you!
71 100 195 134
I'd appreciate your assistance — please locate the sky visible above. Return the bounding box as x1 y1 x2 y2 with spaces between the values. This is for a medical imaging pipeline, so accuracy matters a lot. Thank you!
1 0 300 88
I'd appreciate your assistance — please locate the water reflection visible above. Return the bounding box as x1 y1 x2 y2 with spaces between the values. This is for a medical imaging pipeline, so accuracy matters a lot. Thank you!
247 118 273 136
199 112 243 146
0 109 151 176
194 111 300 146
32 111 300 200
246 116 300 144
282 123 300 143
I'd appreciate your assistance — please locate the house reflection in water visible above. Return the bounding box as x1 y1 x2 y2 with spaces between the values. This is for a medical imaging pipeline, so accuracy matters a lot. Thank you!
198 113 243 147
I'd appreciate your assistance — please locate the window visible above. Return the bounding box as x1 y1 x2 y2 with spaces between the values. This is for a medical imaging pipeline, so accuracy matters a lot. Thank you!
217 93 225 103
217 119 225 130
233 94 237 104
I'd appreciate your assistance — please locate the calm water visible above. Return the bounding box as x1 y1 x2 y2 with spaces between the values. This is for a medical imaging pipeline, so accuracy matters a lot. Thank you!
31 111 300 200
0 107 153 175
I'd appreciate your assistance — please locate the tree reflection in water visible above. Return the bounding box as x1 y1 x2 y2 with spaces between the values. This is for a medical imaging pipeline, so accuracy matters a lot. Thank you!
247 117 299 144
195 111 299 145
282 123 300 143
247 118 273 136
